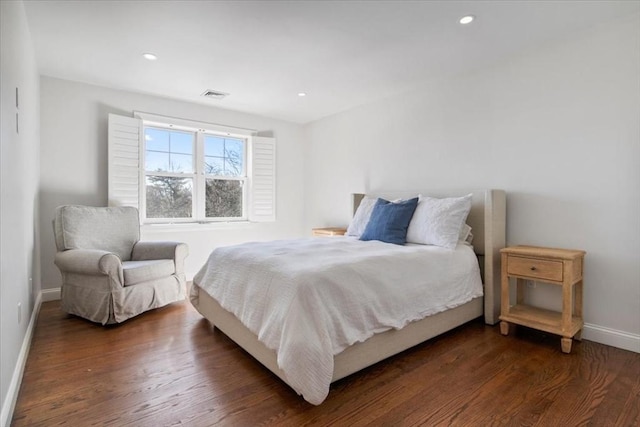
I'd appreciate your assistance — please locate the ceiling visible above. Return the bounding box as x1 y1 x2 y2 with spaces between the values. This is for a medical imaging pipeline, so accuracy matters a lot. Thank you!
23 1 639 124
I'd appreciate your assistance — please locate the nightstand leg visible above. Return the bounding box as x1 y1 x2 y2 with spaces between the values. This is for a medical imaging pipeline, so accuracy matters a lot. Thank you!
500 321 509 336
575 280 583 318
561 337 573 353
575 281 583 340
561 273 573 339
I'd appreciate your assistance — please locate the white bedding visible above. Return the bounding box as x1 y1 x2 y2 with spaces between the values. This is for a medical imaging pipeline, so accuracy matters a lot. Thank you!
191 237 483 405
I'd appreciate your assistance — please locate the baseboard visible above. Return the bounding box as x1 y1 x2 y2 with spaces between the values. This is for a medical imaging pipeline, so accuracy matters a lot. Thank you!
41 287 61 301
0 292 42 427
583 323 640 353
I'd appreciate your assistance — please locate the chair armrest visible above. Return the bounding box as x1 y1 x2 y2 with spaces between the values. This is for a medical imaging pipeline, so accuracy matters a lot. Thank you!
54 249 122 279
131 241 188 260
131 241 189 273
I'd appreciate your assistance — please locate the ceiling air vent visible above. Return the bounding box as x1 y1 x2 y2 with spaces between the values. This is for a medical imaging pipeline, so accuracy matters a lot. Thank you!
201 89 229 100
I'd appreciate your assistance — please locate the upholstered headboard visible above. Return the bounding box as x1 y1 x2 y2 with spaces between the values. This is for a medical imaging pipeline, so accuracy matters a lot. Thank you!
352 189 506 325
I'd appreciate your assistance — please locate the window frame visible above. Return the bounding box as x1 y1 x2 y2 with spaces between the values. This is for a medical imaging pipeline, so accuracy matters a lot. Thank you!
109 113 275 225
140 119 249 224
198 130 248 221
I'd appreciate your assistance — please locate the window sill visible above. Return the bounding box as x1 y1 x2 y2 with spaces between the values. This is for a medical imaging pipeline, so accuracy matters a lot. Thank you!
141 221 255 233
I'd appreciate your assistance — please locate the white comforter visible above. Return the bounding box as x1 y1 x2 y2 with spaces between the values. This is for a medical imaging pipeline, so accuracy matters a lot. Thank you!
191 237 483 405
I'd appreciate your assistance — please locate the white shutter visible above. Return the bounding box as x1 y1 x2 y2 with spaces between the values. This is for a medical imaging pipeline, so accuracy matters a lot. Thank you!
248 136 276 222
108 114 141 208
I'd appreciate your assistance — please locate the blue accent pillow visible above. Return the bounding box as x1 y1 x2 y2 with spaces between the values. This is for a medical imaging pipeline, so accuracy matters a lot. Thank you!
359 197 419 245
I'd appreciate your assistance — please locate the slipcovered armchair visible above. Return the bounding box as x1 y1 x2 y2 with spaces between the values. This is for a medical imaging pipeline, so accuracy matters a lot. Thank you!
53 205 188 324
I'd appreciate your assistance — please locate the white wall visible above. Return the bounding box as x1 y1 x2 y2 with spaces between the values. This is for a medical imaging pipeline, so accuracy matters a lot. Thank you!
304 17 640 347
0 0 41 423
39 77 306 290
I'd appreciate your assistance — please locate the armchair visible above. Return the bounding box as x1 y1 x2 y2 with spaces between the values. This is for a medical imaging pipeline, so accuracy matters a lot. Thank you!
53 205 188 324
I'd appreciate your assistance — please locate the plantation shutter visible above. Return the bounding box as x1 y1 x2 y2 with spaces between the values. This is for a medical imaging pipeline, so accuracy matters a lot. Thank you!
248 136 276 222
108 114 141 208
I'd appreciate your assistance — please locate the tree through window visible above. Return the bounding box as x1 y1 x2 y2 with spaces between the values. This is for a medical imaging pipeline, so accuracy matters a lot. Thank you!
204 135 244 218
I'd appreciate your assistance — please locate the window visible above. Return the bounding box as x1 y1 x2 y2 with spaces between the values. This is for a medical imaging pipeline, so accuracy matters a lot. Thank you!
142 125 248 222
108 113 275 224
144 127 195 219
202 134 245 218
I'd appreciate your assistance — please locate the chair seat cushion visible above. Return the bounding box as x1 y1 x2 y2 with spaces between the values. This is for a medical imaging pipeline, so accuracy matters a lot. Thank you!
122 259 175 286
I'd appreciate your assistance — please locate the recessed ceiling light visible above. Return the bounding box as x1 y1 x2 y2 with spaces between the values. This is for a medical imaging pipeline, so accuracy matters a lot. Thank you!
298 92 307 97
459 15 474 25
142 52 158 61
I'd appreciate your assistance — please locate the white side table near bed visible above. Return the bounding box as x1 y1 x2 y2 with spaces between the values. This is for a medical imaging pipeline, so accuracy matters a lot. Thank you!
499 245 586 353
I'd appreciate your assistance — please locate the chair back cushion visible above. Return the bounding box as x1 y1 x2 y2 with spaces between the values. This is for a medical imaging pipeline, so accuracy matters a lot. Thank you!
54 205 140 261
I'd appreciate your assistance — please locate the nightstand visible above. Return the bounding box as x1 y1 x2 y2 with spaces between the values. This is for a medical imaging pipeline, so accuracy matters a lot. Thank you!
499 245 586 353
312 227 347 237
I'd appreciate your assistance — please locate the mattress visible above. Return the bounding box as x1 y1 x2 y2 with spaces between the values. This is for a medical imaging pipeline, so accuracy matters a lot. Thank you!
191 237 483 404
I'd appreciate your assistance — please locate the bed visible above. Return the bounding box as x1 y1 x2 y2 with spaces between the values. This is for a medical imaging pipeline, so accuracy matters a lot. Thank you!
190 189 506 405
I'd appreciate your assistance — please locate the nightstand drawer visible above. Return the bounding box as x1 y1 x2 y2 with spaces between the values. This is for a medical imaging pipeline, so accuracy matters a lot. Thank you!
507 256 563 282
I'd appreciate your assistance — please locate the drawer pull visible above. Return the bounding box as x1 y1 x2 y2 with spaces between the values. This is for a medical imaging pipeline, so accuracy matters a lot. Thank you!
530 266 537 271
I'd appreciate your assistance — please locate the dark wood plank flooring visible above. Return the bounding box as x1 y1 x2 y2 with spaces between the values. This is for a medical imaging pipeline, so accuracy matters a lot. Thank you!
12 301 640 426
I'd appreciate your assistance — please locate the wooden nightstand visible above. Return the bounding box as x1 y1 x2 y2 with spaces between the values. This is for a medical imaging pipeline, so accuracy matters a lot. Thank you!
312 227 347 237
499 245 586 353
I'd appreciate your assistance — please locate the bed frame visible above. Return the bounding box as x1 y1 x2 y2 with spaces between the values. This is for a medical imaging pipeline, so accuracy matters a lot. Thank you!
190 189 506 389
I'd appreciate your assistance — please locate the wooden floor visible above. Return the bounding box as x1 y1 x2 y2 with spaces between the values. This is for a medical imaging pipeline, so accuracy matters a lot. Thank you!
12 301 639 427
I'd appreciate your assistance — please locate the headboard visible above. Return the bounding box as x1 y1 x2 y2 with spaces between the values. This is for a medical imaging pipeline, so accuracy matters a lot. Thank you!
352 189 506 325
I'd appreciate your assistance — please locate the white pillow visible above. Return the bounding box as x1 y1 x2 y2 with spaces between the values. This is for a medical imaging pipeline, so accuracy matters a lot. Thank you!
346 196 377 237
406 194 473 249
